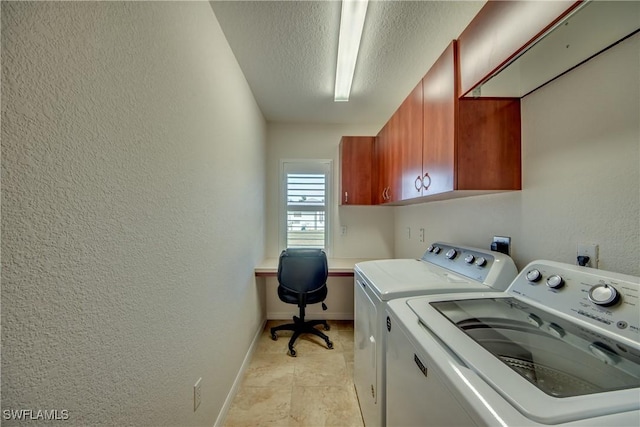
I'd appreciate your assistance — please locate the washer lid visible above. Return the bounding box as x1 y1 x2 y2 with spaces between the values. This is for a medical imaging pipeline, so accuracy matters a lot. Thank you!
406 295 640 424
355 259 488 301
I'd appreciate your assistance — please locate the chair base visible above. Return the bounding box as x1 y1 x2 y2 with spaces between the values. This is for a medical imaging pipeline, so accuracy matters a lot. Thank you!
270 318 333 357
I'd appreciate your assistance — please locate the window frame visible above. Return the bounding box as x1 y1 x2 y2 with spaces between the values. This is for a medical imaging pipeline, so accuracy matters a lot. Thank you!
279 159 332 255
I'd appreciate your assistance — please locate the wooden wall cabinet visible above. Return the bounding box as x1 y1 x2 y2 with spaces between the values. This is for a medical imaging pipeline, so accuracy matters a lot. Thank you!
339 136 375 205
457 0 581 97
375 81 423 205
374 118 400 204
419 41 522 199
399 81 424 201
376 40 521 205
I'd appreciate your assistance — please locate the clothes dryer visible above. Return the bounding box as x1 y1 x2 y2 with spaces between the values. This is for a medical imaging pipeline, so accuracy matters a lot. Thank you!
354 242 517 427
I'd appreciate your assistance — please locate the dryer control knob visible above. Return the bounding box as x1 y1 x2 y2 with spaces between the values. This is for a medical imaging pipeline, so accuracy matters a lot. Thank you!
445 249 457 260
426 245 434 253
475 257 487 267
526 269 543 283
432 246 441 254
464 254 475 264
588 284 620 307
546 275 564 289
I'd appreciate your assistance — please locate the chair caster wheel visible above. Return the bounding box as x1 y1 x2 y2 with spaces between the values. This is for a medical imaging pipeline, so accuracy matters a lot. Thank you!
327 341 334 349
324 323 330 331
271 333 277 341
288 348 297 357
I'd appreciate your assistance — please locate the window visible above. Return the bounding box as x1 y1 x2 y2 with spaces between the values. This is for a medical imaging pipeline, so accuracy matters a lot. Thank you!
281 160 331 252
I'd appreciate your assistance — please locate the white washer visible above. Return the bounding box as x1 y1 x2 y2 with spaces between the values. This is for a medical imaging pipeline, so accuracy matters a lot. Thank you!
354 242 517 427
386 261 640 426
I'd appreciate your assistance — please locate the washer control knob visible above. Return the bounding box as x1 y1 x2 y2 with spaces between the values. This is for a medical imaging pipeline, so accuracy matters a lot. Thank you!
526 269 543 283
546 275 564 289
464 254 475 264
588 284 620 307
475 257 487 267
445 249 457 260
426 245 434 253
432 246 441 254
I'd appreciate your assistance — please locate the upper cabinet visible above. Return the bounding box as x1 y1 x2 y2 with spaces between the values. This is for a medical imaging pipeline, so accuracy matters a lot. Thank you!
372 41 521 206
457 0 580 97
374 112 402 204
421 42 456 196
339 136 375 205
420 41 521 199
459 0 640 98
398 82 424 202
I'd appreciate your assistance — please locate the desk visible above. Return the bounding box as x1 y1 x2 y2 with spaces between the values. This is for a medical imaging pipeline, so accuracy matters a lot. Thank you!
254 258 374 277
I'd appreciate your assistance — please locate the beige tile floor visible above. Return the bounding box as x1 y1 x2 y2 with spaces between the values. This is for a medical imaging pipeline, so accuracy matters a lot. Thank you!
223 320 364 427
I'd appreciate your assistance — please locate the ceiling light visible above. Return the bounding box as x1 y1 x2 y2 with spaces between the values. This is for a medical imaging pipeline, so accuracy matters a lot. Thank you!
334 0 369 102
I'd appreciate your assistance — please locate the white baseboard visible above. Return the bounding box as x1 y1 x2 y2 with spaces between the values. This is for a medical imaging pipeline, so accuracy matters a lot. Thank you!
267 312 354 320
213 318 267 427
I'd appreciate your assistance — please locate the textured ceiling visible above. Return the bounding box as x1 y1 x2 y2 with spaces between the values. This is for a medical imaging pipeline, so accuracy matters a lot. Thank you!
210 0 485 127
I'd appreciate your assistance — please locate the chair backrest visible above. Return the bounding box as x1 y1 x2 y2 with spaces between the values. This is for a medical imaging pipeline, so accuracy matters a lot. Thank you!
277 248 328 294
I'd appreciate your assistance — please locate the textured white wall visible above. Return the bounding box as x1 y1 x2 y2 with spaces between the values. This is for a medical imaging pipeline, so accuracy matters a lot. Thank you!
394 33 640 276
2 2 266 426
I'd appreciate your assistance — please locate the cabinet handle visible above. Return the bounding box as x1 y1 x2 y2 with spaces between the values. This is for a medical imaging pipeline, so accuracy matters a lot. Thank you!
414 175 423 192
344 191 348 204
423 173 431 191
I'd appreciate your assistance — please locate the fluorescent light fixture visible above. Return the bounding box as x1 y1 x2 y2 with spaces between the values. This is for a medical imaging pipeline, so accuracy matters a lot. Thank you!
334 0 369 102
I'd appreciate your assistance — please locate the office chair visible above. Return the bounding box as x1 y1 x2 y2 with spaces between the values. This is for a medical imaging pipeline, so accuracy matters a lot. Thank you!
270 248 333 357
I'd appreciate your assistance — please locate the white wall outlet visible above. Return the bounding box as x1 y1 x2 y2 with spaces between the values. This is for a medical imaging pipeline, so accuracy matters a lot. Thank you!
194 377 202 411
406 227 411 240
419 228 425 243
577 243 599 268
341 225 347 236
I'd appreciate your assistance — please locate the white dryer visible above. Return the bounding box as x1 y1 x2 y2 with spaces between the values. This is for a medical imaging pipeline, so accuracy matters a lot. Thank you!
386 261 640 426
354 242 517 427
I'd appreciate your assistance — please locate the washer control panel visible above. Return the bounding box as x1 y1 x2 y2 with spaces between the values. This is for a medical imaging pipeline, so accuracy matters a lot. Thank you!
421 242 516 288
509 260 640 341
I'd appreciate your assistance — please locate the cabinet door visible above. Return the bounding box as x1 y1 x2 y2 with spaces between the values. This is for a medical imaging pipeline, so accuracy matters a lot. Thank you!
422 41 456 196
399 81 424 201
458 0 580 97
457 98 521 190
339 136 374 205
374 124 389 204
375 114 402 204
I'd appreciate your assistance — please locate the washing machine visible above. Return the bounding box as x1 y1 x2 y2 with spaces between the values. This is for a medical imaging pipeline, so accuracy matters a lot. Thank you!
353 242 517 427
386 261 640 426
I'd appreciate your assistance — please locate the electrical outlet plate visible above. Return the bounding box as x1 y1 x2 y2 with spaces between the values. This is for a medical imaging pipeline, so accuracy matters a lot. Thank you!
419 228 425 243
194 378 202 411
577 243 599 268
492 236 511 256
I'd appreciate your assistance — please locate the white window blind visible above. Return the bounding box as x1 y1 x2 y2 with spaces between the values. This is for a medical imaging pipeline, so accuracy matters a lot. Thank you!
281 161 331 251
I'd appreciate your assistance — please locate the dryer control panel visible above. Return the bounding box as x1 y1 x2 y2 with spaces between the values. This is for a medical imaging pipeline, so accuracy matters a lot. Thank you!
421 242 516 289
509 260 640 342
